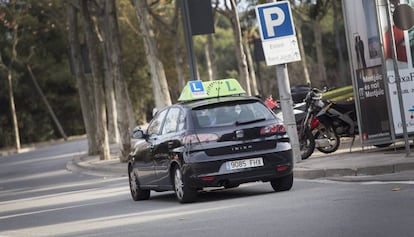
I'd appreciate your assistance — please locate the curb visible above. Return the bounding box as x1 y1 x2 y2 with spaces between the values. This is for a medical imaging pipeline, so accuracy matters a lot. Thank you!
294 163 414 179
67 155 127 177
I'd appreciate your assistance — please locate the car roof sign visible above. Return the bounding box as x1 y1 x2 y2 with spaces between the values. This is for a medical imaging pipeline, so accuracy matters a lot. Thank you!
178 79 246 102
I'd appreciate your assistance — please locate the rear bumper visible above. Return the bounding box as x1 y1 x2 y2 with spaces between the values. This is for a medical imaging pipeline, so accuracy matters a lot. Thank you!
183 149 293 188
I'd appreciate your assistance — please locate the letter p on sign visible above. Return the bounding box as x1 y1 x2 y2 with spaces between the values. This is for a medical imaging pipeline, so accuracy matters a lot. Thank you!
256 1 295 41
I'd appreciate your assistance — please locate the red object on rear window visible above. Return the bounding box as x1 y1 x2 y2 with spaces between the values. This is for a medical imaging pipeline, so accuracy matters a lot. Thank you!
265 97 277 110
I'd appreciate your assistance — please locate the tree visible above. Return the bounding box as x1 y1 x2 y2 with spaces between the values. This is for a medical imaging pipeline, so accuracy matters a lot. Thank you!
66 0 98 156
217 0 251 95
131 0 172 109
96 0 132 161
72 0 111 161
0 1 22 151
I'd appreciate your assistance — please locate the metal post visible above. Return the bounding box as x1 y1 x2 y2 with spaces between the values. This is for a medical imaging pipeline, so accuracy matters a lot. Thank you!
276 64 301 163
181 0 198 81
385 0 411 157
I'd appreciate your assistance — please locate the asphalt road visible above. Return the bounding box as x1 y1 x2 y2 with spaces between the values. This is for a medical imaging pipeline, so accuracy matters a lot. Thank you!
1 139 414 237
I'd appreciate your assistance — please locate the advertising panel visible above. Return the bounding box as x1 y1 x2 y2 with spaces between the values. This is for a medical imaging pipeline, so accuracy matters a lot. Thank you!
376 0 414 135
343 0 392 143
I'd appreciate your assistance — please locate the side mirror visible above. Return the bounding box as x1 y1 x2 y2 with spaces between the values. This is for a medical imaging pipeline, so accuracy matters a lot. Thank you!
132 128 145 139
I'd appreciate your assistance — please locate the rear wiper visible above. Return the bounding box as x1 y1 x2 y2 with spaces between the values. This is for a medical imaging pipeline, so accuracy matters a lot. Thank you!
236 117 266 125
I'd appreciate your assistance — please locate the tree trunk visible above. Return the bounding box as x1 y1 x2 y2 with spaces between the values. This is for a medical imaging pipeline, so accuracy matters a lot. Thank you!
26 64 68 140
229 0 251 95
333 0 346 87
175 32 186 89
243 33 258 95
100 0 132 161
295 20 311 86
132 0 172 109
66 1 98 155
8 24 21 151
81 0 110 160
173 0 186 91
7 68 20 151
98 9 119 145
313 20 328 87
205 34 218 81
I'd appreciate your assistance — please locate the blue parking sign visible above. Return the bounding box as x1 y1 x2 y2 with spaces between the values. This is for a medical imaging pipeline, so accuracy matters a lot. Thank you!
256 1 295 41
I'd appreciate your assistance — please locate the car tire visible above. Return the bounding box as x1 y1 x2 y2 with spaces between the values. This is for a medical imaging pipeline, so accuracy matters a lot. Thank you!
173 165 197 203
128 166 150 201
270 173 293 192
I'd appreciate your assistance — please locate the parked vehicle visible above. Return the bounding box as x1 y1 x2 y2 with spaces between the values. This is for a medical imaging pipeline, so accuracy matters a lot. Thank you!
128 79 294 203
315 89 359 141
267 88 340 160
302 89 340 155
291 88 340 159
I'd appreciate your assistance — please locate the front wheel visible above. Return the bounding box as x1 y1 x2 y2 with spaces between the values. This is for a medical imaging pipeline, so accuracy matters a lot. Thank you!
374 143 392 148
299 126 315 160
316 124 340 154
173 165 197 203
128 166 150 201
270 173 293 192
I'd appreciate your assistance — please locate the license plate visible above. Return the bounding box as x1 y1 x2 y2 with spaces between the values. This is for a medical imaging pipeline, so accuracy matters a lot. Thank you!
226 157 264 170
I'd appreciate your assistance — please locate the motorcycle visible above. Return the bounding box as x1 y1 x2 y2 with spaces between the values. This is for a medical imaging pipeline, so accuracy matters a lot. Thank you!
266 89 341 160
315 90 359 145
294 89 340 159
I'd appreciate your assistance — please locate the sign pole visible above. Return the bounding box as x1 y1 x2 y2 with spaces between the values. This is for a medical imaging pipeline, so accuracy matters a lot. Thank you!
181 0 198 81
385 0 411 157
276 64 301 163
255 1 302 163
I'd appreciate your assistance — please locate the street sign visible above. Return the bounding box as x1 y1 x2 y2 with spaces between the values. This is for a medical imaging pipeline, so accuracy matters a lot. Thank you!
261 36 301 65
256 1 295 41
255 1 301 65
255 1 302 163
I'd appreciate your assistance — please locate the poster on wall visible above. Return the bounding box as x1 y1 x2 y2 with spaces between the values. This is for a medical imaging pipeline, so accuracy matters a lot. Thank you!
356 66 391 141
343 0 392 143
377 0 414 135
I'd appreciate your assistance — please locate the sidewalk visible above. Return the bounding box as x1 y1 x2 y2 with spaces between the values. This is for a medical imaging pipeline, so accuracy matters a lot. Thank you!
68 138 414 181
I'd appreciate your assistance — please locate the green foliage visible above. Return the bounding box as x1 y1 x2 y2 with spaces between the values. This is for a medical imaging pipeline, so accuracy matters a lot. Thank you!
118 0 154 124
0 0 84 148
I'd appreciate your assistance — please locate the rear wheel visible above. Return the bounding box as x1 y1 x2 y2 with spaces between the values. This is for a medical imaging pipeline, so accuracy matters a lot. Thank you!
270 173 293 192
299 126 315 160
316 124 340 154
374 143 392 148
128 166 150 201
173 165 197 203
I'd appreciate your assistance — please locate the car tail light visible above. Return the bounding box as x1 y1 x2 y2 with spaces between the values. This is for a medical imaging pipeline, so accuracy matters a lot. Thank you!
260 124 286 135
183 133 219 145
200 176 215 181
276 165 289 172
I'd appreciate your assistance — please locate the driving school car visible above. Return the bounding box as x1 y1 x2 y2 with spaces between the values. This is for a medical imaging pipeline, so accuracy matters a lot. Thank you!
128 79 293 203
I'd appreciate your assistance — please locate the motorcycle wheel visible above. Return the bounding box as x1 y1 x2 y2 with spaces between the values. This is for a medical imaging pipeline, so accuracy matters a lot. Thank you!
299 126 315 160
316 124 340 154
374 143 392 148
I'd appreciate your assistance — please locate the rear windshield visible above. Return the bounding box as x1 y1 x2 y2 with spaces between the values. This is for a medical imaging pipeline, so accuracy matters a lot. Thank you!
192 100 274 128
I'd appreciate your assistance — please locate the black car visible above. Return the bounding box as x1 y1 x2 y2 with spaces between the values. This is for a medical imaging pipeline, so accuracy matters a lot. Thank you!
128 79 293 203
